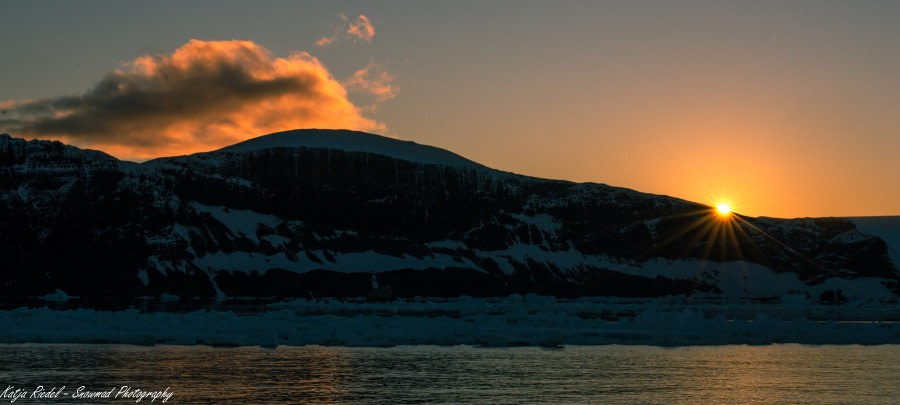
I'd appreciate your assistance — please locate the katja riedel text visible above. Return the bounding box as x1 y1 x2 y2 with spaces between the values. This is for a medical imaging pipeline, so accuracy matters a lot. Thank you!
1 385 174 403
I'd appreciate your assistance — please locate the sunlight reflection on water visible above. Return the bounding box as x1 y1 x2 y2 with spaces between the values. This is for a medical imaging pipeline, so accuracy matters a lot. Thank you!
1 344 898 404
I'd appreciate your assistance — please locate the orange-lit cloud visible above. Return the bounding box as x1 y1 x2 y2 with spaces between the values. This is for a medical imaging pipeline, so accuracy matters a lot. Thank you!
314 36 335 48
346 15 375 43
0 39 385 160
315 14 375 47
343 63 399 104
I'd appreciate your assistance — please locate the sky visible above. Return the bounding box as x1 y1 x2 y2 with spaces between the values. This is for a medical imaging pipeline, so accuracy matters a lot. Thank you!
1 0 898 218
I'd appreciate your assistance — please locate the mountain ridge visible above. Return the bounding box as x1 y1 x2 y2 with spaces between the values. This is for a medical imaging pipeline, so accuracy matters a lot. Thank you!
1 130 897 303
215 129 485 169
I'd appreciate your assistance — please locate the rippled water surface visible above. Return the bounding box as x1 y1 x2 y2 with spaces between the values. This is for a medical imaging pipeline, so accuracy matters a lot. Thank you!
1 344 898 404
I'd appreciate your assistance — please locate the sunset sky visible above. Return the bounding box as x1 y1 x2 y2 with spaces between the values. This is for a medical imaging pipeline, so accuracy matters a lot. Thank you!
1 1 898 218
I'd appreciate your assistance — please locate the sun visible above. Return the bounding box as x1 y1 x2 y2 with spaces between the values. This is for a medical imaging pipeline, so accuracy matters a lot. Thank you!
716 202 732 217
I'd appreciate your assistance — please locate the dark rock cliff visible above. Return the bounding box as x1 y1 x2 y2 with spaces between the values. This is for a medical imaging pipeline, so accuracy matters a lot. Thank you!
1 131 896 302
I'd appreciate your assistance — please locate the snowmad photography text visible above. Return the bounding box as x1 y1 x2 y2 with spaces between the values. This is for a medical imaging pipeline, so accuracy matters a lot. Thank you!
1 385 173 403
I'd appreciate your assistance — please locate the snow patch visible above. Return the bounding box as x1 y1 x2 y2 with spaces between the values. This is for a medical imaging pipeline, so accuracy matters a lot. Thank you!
160 293 181 303
192 203 281 242
426 240 468 250
137 270 149 286
261 234 290 248
829 229 871 244
189 248 483 274
510 213 561 234
40 289 70 302
193 251 296 274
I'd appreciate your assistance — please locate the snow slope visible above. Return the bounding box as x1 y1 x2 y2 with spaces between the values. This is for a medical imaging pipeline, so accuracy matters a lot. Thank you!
216 129 484 169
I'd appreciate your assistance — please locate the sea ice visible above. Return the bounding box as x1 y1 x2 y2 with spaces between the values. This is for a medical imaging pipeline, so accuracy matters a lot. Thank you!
2 296 898 347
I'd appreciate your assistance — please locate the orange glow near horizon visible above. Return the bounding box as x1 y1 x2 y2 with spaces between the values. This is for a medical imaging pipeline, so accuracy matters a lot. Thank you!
447 72 900 218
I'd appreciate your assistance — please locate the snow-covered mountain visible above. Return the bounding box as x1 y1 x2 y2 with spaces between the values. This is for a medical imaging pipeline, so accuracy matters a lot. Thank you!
1 130 898 303
214 129 484 168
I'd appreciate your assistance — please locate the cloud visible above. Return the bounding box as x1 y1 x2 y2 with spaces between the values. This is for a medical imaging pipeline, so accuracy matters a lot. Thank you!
343 63 399 103
0 40 386 160
346 15 375 43
315 14 375 47
315 36 335 48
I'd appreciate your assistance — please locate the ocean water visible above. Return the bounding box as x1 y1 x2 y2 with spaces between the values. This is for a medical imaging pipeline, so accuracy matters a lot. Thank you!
1 344 898 404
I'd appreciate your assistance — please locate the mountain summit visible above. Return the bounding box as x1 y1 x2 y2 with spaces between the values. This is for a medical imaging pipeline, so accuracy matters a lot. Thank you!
215 129 483 169
0 130 897 303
